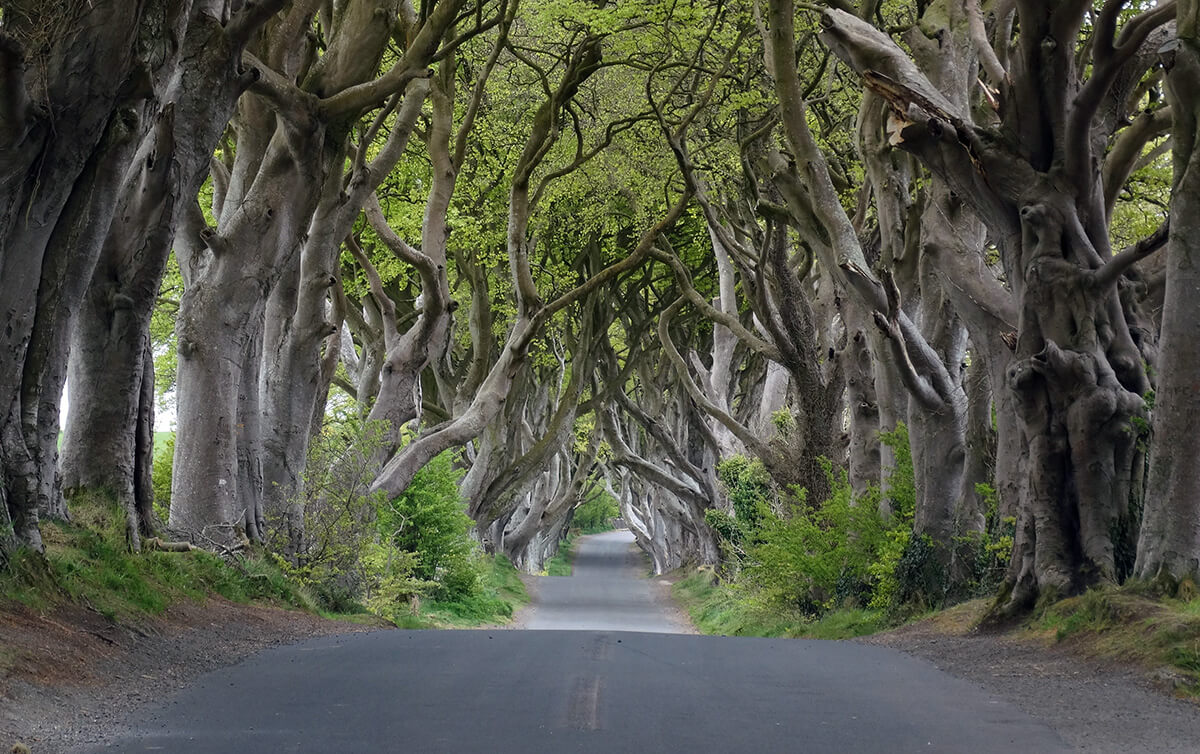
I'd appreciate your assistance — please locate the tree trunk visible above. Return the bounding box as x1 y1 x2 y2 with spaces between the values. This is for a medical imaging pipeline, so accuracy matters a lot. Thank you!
1136 19 1200 586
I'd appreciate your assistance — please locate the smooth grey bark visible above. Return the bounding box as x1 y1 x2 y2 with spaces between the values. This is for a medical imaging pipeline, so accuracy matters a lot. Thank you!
259 75 431 549
0 0 159 557
59 109 179 547
170 119 325 543
480 298 601 533
1136 15 1200 586
844 327 881 498
60 1 278 549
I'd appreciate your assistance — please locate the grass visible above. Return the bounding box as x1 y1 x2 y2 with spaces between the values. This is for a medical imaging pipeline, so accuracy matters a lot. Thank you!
672 568 890 639
545 535 577 577
1027 583 1200 696
390 554 530 629
2 493 530 634
1 492 317 624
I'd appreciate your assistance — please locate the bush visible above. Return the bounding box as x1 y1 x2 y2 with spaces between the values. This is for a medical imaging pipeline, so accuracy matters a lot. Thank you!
376 450 480 601
713 424 919 618
744 460 886 614
951 483 1015 601
267 415 393 612
151 433 174 524
573 487 619 534
715 454 773 531
867 424 916 610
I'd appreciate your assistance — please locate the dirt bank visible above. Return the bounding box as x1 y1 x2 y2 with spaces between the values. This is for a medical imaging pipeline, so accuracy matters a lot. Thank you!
0 599 384 753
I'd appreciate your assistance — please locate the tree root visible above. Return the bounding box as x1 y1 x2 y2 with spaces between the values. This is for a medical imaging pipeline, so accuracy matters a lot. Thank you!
144 537 199 552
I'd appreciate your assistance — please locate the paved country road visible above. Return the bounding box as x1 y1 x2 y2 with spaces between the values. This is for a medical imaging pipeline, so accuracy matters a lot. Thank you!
84 531 1070 753
522 530 688 632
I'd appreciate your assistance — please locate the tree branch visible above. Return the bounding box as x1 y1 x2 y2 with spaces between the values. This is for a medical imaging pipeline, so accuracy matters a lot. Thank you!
1093 220 1170 290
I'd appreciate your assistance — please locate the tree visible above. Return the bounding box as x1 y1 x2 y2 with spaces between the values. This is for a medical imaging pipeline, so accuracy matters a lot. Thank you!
60 0 282 550
167 0 469 545
1136 0 1200 586
814 0 1172 612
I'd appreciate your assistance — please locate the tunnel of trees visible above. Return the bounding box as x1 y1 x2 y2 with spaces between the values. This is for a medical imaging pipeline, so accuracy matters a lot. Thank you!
2 0 1198 621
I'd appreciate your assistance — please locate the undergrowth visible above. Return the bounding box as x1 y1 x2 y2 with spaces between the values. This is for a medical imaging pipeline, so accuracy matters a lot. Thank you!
0 491 528 632
389 554 529 628
0 493 316 624
672 568 891 639
545 535 576 576
1031 583 1200 696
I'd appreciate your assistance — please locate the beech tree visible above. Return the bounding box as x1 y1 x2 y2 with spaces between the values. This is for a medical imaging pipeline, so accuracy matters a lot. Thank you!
61 0 283 550
0 0 274 557
6 0 1199 623
166 0 472 545
1136 0 1200 586
808 0 1173 610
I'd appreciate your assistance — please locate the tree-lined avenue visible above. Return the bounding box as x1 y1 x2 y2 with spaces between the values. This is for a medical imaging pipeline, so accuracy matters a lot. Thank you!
83 530 1067 753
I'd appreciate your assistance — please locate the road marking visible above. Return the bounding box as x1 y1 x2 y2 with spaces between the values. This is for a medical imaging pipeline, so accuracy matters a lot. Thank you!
566 676 604 730
587 634 612 662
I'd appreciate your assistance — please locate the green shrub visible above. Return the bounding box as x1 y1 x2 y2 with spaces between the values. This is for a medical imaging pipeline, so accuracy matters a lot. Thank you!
377 450 480 601
151 433 174 524
718 423 920 618
715 454 773 532
573 487 619 533
951 483 1016 600
744 460 885 614
268 414 391 612
864 424 918 611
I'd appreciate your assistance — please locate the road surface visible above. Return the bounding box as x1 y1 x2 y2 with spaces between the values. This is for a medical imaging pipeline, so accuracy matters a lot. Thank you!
523 529 685 632
84 531 1070 753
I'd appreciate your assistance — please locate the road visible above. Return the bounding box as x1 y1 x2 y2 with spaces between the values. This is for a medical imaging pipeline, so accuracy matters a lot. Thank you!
85 531 1070 753
523 529 685 632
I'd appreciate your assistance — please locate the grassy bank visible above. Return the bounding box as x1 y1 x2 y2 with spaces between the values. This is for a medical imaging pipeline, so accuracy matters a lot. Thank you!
0 495 317 623
672 568 891 639
675 564 1200 698
1027 584 1200 696
545 535 577 576
0 494 526 631
391 554 529 628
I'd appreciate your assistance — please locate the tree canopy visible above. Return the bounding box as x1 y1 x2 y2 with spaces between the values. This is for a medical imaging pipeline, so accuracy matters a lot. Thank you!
1 0 1197 619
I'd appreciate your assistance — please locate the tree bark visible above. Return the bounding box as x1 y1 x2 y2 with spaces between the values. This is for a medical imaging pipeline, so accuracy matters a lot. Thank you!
1136 13 1200 586
0 0 158 555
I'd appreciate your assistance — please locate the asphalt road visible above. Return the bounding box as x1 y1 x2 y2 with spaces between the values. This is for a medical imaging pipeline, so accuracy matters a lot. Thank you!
85 531 1071 753
523 529 684 632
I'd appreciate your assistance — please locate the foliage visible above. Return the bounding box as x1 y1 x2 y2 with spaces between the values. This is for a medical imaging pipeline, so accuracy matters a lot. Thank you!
267 415 395 613
672 568 888 639
572 487 619 534
952 483 1016 600
713 454 775 548
151 432 174 524
395 555 530 629
377 450 479 601
270 416 488 616
744 460 886 615
866 424 918 611
706 425 921 619
545 534 576 576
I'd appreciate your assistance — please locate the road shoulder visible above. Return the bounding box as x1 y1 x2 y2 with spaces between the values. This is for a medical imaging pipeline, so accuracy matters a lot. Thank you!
861 609 1200 753
1 598 383 752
